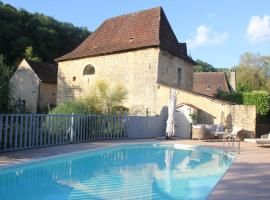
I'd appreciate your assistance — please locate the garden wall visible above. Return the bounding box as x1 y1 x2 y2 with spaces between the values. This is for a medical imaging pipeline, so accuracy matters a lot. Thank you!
177 90 256 137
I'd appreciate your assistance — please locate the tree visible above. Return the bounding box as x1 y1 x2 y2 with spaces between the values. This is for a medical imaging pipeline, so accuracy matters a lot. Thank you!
236 52 270 92
0 55 12 112
24 46 40 61
195 59 217 72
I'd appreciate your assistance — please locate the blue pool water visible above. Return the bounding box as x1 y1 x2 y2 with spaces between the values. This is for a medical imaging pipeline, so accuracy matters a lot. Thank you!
0 144 233 200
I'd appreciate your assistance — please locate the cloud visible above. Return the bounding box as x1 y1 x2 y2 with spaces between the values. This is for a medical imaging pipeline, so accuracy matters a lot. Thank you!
247 15 270 42
186 25 228 49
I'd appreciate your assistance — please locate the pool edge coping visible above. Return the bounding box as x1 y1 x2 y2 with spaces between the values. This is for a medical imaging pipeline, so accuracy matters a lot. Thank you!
0 141 236 170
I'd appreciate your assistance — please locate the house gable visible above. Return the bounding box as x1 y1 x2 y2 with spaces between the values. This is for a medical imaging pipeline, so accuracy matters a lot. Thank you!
9 59 40 112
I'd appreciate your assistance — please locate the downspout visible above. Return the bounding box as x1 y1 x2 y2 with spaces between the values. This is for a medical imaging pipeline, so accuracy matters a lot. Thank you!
37 80 41 113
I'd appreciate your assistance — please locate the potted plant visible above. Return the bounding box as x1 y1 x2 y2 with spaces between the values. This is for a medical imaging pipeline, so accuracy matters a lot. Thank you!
189 112 198 125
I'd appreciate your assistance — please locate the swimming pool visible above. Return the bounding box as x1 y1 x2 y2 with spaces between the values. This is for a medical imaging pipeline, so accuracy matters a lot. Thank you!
0 143 234 200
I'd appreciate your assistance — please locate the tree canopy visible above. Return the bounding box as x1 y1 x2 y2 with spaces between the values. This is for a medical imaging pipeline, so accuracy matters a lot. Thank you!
0 1 90 66
0 55 12 112
0 1 90 112
195 59 217 72
236 52 270 92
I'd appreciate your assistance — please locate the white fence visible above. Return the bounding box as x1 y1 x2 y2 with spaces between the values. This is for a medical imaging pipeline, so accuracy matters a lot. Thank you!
0 113 166 152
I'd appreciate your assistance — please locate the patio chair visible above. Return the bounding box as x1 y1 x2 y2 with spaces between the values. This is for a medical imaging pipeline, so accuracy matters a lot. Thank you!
192 125 214 140
222 126 242 153
244 133 270 147
224 126 243 139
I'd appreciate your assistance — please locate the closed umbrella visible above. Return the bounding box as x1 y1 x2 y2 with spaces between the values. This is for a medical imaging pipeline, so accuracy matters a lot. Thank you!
166 89 177 138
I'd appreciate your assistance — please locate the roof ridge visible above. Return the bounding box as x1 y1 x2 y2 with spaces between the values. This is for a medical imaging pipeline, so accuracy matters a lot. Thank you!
194 72 224 74
106 7 162 22
56 7 195 64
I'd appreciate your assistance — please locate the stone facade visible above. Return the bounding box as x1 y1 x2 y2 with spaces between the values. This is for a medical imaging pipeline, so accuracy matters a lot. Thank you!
158 50 193 91
9 59 40 112
57 48 194 115
9 59 57 113
39 83 57 111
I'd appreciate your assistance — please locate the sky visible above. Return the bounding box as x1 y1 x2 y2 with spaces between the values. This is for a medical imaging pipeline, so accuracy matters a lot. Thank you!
2 0 270 68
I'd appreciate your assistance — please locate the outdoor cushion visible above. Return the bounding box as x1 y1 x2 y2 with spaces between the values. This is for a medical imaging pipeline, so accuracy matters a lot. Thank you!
216 125 224 132
205 125 216 131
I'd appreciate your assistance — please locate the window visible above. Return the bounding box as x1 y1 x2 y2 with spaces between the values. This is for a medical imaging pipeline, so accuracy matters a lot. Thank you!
72 76 76 81
207 81 211 90
177 68 182 86
83 65 95 75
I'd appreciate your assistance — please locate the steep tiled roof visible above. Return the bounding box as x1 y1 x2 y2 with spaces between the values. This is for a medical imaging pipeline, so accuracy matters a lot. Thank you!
193 72 230 97
56 7 195 64
25 59 58 83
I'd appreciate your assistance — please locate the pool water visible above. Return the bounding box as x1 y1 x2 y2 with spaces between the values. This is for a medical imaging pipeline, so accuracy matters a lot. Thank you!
0 144 233 200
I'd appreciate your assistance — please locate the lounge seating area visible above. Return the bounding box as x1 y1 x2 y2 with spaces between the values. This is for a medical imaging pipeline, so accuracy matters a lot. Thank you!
192 124 225 140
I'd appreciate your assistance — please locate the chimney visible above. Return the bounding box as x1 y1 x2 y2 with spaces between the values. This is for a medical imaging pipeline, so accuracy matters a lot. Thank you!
230 68 236 92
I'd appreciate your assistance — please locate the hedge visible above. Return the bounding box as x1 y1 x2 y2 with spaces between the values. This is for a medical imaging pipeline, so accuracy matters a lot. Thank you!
216 90 270 116
243 91 270 116
216 91 243 104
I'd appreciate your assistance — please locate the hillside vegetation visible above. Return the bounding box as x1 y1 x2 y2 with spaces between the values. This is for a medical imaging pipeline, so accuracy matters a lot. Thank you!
0 1 90 65
0 1 90 112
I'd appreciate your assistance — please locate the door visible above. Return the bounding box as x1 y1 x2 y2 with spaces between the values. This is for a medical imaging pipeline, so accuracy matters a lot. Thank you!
175 108 192 138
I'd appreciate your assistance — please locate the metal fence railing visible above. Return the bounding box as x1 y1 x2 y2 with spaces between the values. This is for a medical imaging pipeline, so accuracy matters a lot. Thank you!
0 113 166 152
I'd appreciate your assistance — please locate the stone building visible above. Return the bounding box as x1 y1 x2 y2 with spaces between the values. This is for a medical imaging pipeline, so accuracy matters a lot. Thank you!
56 7 195 115
193 69 237 97
9 59 58 113
193 72 230 97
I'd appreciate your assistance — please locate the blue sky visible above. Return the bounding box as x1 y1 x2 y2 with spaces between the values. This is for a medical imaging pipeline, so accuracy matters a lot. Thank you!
3 0 270 68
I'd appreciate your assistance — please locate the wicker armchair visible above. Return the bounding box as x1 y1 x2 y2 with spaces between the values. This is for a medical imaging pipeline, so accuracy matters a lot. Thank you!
192 125 214 140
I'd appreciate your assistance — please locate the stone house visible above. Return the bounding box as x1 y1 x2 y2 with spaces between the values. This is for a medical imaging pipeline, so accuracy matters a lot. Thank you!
9 59 58 113
193 69 236 97
55 7 196 115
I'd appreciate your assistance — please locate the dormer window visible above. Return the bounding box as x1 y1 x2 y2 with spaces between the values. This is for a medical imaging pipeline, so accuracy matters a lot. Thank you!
83 65 95 75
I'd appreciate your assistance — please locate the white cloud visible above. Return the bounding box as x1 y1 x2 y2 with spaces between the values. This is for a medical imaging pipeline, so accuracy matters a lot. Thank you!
247 15 270 42
186 25 228 49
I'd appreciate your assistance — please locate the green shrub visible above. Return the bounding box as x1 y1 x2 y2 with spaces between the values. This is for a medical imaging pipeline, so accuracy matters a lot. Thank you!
243 91 270 116
50 100 91 115
216 90 243 104
111 106 129 115
50 80 128 115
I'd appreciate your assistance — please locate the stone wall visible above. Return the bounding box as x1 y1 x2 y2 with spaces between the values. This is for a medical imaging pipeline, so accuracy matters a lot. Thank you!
57 47 194 115
177 90 256 137
9 59 40 112
157 49 193 91
39 83 57 110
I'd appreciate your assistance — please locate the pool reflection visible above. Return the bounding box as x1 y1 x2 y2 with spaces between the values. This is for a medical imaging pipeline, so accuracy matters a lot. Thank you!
0 145 233 200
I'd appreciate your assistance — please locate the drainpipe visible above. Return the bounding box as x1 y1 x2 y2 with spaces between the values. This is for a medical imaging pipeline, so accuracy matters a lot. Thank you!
37 80 41 113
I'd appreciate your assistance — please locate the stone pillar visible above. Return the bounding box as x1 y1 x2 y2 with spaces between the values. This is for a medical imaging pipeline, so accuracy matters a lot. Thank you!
230 68 236 92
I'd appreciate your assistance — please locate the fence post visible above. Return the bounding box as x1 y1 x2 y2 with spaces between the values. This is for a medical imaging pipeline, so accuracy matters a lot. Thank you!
71 113 74 143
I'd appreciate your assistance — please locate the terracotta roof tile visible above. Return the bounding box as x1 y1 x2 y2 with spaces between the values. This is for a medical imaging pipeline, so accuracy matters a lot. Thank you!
25 59 58 83
56 7 195 64
193 72 230 97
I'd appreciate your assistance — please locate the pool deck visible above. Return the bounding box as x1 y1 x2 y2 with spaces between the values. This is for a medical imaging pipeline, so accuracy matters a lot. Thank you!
0 139 269 200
